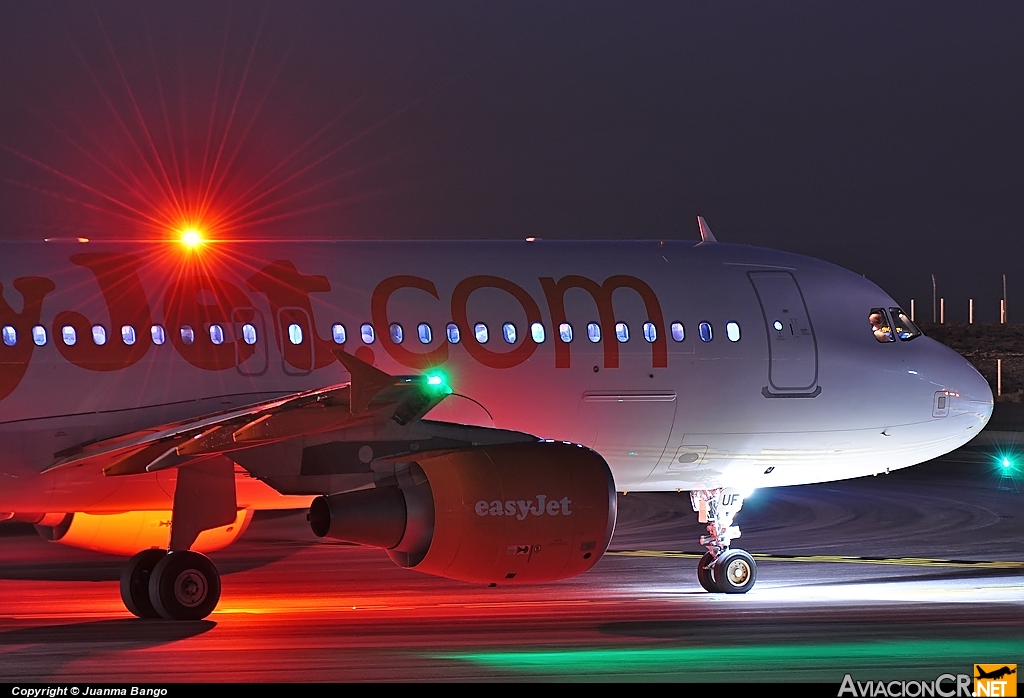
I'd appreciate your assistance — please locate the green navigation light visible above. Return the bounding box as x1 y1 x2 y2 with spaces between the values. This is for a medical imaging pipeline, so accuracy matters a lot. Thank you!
423 370 453 395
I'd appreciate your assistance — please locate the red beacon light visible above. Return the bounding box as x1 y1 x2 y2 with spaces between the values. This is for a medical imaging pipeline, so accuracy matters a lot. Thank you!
179 228 205 249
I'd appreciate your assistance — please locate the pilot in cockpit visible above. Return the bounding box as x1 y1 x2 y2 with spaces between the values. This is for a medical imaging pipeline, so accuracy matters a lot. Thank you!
869 309 894 343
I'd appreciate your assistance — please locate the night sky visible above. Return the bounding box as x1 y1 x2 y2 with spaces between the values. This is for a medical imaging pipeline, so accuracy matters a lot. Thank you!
1 2 1022 321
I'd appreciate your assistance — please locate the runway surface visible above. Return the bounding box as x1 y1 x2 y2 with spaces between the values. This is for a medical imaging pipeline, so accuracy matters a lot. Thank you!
1 446 1022 682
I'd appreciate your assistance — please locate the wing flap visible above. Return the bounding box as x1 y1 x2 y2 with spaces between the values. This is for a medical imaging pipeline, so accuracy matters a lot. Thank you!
102 440 183 477
45 351 451 477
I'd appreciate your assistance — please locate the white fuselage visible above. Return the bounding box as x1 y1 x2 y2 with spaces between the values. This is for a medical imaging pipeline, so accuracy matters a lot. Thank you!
0 239 993 513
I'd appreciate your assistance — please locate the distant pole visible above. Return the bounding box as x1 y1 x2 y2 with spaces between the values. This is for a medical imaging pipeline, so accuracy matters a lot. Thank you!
1003 273 1008 323
1001 299 1006 324
969 298 974 324
910 299 915 322
998 359 1002 397
940 297 945 324
932 274 937 322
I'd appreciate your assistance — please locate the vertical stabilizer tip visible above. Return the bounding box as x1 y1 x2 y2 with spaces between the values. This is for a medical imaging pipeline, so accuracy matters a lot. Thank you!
697 216 717 244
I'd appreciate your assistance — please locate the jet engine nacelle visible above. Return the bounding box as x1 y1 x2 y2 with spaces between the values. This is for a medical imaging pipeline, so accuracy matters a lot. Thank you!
32 509 251 557
309 441 617 584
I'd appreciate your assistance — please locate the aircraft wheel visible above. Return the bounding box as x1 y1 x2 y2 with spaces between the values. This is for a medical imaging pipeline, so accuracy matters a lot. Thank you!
712 549 756 594
120 548 167 618
696 551 720 592
149 550 221 620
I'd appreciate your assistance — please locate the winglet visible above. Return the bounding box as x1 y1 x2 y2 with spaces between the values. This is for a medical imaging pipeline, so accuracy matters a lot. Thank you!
332 350 396 414
697 216 717 244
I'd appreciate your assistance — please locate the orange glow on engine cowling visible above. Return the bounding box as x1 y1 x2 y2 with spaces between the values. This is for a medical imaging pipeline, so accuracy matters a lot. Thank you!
413 441 616 584
40 509 251 557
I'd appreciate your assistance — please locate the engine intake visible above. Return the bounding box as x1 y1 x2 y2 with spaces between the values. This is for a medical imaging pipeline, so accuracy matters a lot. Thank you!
310 440 616 584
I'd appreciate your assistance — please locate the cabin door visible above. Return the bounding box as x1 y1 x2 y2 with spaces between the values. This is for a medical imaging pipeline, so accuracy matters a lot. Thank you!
747 271 819 397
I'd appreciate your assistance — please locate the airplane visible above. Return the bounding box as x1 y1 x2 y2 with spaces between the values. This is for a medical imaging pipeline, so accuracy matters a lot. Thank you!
0 217 992 620
975 667 1017 680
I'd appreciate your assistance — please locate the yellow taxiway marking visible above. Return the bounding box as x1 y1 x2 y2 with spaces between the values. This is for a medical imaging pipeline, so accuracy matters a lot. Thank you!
607 550 1024 569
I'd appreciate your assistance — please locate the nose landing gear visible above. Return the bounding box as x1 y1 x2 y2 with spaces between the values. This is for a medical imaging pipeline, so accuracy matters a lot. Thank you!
691 488 757 593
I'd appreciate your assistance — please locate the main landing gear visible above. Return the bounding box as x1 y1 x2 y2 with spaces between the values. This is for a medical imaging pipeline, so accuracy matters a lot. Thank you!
120 549 221 620
691 488 756 594
119 459 234 620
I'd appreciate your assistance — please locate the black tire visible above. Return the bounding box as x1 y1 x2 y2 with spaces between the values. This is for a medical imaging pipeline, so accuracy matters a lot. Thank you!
696 551 720 592
120 549 167 618
149 550 221 620
712 549 757 594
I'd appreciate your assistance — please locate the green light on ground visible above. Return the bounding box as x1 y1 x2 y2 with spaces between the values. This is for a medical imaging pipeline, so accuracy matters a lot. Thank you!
993 449 1019 476
438 638 1024 679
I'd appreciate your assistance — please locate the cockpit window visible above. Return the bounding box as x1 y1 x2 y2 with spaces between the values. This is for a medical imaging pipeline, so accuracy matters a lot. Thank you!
869 308 894 343
889 307 921 341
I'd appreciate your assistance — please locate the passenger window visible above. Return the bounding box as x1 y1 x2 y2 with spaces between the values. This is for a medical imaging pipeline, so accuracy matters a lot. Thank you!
360 324 375 344
331 323 346 344
242 324 258 345
446 323 461 344
531 322 545 343
121 325 136 345
180 326 195 345
642 322 657 343
62 326 77 346
92 325 107 346
475 323 489 343
890 308 921 341
32 325 47 346
2 326 15 346
699 322 713 342
151 325 166 345
726 322 741 342
390 323 404 344
209 324 225 345
502 322 517 344
288 323 304 345
671 322 685 342
559 323 573 342
869 308 894 343
417 323 432 344
587 322 601 343
615 322 629 342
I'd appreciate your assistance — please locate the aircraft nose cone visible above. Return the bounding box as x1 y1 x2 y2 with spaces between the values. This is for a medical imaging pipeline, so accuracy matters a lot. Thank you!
947 351 993 430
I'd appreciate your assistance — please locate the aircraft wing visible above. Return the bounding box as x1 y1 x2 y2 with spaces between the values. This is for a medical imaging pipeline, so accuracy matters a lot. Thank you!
45 350 456 478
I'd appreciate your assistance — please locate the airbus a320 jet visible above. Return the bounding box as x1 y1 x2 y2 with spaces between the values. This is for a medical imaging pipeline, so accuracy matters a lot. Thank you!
0 218 992 619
